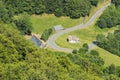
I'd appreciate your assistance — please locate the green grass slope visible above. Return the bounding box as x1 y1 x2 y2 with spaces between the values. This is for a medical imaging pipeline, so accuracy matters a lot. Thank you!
95 47 120 67
31 14 83 34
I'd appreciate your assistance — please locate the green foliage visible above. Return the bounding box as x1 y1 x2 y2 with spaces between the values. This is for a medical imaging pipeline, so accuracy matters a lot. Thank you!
103 64 120 78
97 4 120 28
83 43 89 52
96 29 120 57
72 49 78 54
2 0 100 19
90 0 99 6
111 0 120 7
41 28 53 41
78 43 89 53
0 0 120 79
78 48 86 53
0 1 10 23
90 50 99 56
67 52 104 75
97 18 107 28
0 24 36 63
108 64 116 74
105 74 120 80
13 12 32 35
87 54 104 67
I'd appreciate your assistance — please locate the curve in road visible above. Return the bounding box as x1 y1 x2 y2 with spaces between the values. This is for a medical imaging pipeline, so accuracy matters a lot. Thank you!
47 3 111 53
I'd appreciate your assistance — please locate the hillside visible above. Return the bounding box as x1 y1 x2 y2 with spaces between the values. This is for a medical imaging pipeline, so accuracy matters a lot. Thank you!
0 0 120 80
0 23 102 80
0 23 120 80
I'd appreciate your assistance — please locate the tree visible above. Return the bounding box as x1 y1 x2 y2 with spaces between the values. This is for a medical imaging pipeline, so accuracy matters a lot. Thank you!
97 18 107 28
13 12 32 35
90 50 99 56
0 1 10 23
72 49 78 54
97 4 120 29
111 0 120 7
78 43 89 54
78 48 86 53
96 34 107 48
105 74 120 80
32 0 45 14
90 0 99 6
2 0 99 19
83 43 89 52
41 28 53 41
108 64 116 74
96 30 120 57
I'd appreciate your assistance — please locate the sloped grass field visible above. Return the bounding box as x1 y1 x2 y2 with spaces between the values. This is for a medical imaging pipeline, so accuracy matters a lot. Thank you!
95 47 120 67
30 14 83 34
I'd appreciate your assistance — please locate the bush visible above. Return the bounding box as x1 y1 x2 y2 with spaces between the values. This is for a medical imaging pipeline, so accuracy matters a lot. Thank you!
90 50 99 56
41 28 53 41
72 49 78 54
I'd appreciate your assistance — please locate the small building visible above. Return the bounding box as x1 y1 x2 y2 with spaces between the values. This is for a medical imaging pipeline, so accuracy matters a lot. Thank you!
67 35 80 43
53 25 64 32
30 35 46 48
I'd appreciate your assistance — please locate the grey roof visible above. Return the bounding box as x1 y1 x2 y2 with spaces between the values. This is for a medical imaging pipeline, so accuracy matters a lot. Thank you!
53 25 64 31
30 35 42 47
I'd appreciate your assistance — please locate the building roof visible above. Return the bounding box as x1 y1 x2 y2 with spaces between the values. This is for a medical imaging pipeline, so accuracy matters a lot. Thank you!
53 25 64 31
67 36 79 41
30 35 42 47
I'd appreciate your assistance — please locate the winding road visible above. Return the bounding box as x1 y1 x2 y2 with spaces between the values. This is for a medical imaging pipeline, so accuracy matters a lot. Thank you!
47 3 111 53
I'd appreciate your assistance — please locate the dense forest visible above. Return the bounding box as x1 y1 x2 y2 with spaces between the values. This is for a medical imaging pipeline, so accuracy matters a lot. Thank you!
1 0 99 19
97 0 120 28
0 22 120 80
0 0 100 23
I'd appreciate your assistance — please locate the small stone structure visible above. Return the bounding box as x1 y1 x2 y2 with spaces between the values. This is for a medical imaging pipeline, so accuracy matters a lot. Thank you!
53 25 64 32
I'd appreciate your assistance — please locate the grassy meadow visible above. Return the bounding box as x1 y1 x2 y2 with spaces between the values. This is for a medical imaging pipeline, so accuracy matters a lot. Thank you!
30 0 111 34
95 47 120 67
30 14 83 34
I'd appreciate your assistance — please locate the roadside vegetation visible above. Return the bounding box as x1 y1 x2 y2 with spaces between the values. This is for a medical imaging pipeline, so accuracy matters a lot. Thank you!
41 28 53 41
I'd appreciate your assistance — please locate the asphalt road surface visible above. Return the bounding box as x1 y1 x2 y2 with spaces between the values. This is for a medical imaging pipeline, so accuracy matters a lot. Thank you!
47 3 111 53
